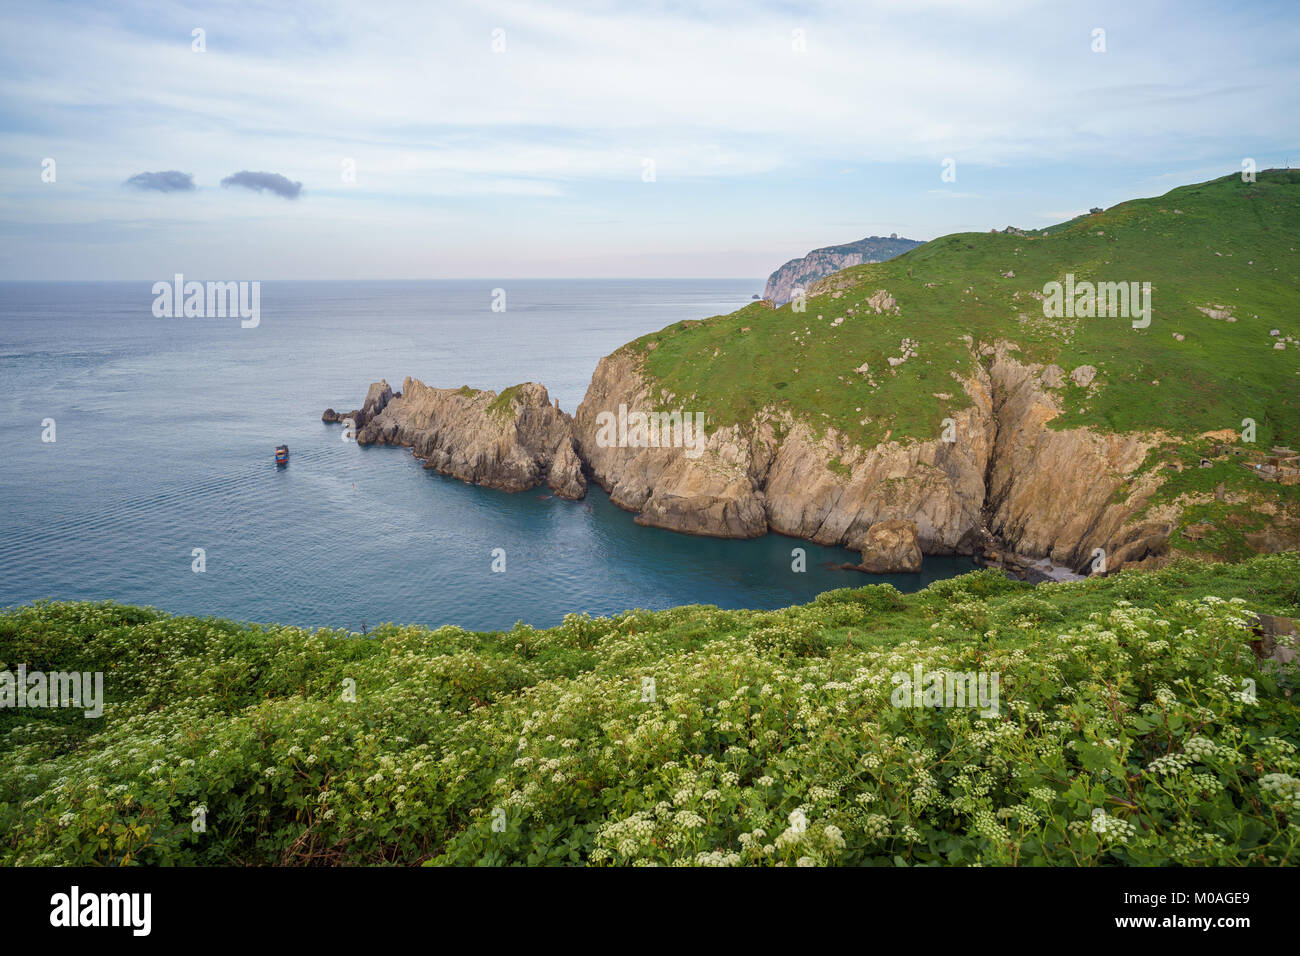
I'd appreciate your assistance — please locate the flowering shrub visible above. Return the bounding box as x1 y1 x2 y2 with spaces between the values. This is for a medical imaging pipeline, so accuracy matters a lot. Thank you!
1 553 1297 866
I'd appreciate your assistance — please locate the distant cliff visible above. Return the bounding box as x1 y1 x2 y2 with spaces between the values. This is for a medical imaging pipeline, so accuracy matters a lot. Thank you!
763 235 923 305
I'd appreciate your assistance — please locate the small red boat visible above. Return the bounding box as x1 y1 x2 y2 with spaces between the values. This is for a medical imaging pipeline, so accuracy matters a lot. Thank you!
275 444 289 466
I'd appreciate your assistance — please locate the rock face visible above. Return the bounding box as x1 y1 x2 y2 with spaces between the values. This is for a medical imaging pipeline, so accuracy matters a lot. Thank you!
763 236 923 305
322 380 395 431
325 341 1275 576
980 344 1166 569
325 379 586 499
858 520 923 573
573 347 990 556
1251 613 1298 667
571 339 1174 574
1069 365 1097 387
572 350 767 537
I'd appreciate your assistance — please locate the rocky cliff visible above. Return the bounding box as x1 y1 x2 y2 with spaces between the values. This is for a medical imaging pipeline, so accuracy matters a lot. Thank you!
763 235 924 305
572 350 769 537
980 345 1169 569
325 379 586 499
323 172 1300 573
324 341 1182 572
571 339 1175 573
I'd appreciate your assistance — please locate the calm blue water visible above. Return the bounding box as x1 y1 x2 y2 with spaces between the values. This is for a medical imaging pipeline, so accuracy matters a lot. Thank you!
0 280 967 632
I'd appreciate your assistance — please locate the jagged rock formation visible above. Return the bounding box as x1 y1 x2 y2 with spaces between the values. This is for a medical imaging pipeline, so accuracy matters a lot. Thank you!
763 236 923 305
572 350 768 537
980 345 1167 569
324 379 586 499
323 340 1298 575
325 341 1190 574
571 339 1177 574
322 380 396 431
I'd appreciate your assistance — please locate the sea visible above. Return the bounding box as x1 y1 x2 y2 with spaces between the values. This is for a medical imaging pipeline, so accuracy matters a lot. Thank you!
0 279 967 632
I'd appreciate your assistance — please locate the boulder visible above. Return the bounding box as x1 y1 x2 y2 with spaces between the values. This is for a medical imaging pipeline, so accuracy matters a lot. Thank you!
1251 614 1298 667
866 290 897 314
857 520 923 573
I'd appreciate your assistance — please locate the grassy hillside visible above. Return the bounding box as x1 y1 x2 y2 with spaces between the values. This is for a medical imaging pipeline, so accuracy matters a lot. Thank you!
2 553 1297 866
634 170 1300 451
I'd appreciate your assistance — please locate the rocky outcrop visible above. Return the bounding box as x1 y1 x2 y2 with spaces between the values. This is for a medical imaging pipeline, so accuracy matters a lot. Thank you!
572 350 768 537
760 409 989 554
322 380 395 431
574 347 992 554
1069 365 1097 387
858 520 922 573
572 339 1175 575
325 379 586 499
585 336 989 551
763 236 923 305
981 343 1167 569
324 345 1250 577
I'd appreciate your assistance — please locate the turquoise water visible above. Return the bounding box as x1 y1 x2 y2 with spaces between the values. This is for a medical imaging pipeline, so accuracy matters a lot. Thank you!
0 280 968 631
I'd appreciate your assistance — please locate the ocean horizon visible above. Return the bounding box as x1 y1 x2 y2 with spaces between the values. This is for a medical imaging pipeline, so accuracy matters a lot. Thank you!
0 278 967 632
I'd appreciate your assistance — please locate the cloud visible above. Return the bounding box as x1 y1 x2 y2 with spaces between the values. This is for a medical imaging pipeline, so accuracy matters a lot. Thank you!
1 0 1297 279
220 170 303 199
124 170 195 193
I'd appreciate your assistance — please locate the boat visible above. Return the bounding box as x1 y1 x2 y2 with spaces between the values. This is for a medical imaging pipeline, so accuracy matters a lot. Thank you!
275 444 289 466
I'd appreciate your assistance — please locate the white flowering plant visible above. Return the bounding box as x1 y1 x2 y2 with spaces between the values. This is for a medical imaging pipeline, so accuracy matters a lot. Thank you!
1 553 1297 866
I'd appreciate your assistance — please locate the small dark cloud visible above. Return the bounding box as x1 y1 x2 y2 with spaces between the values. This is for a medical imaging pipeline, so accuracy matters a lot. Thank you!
220 170 303 199
124 171 196 193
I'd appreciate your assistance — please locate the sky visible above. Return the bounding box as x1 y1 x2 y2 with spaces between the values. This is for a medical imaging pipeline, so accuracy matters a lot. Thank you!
0 0 1297 280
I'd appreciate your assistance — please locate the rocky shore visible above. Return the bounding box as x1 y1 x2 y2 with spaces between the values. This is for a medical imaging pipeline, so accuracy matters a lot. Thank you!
572 339 1186 575
321 338 1210 576
323 378 585 500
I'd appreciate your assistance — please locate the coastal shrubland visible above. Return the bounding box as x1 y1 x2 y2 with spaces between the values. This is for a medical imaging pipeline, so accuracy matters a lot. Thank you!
1 553 1297 866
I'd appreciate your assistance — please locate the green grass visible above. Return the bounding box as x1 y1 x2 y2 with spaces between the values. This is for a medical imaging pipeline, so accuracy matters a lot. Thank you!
486 384 521 423
2 553 1297 866
1128 437 1300 559
632 170 1300 449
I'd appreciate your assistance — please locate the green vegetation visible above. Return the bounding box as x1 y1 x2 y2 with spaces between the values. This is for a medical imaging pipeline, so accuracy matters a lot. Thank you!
486 384 522 423
1132 437 1300 561
633 170 1300 449
2 553 1298 866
